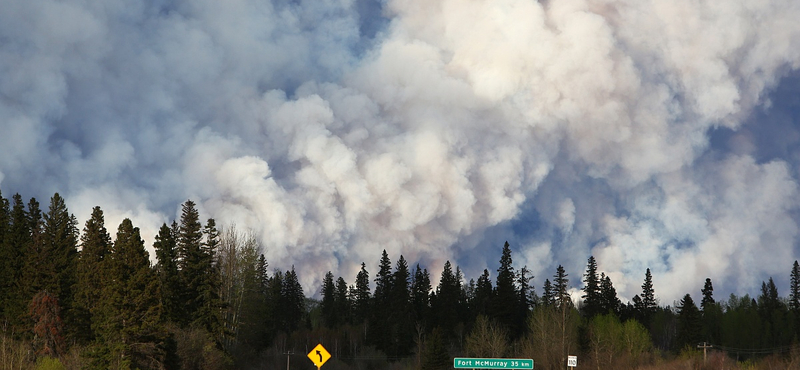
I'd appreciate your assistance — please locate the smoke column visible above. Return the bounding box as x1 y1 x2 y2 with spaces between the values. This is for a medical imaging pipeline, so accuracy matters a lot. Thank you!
2 0 800 301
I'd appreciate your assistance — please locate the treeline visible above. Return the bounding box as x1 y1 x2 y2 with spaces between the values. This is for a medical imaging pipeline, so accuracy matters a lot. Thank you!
3 190 800 369
0 191 306 369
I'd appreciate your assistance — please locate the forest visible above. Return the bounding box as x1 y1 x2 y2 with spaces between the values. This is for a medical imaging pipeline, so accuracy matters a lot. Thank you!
2 190 800 369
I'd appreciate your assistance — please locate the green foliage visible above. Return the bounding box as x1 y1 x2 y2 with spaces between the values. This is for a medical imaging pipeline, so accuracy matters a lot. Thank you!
34 356 66 370
582 256 601 318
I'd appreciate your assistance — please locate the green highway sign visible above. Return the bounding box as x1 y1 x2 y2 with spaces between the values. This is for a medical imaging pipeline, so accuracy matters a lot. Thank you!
454 357 533 369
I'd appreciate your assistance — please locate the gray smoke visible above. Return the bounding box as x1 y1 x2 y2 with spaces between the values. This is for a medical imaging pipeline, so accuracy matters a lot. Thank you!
2 0 800 302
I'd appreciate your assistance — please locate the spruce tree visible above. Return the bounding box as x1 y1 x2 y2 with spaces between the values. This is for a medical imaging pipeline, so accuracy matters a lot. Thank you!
195 218 224 340
93 219 167 369
335 277 350 325
493 241 519 334
431 261 462 338
676 294 702 349
369 250 394 352
791 261 800 312
41 194 79 335
516 266 534 315
581 256 601 318
177 200 203 326
281 267 305 333
598 273 620 316
353 262 371 324
153 223 182 323
0 194 29 328
473 269 493 318
389 255 414 357
553 265 570 308
541 279 554 306
321 271 337 328
635 268 656 325
701 278 715 311
411 264 431 324
73 206 112 344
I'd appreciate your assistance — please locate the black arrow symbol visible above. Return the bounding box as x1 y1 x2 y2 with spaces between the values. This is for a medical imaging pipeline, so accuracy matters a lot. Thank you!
316 350 322 363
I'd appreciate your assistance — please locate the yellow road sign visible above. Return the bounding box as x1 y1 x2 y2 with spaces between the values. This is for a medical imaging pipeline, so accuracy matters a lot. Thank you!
308 343 331 368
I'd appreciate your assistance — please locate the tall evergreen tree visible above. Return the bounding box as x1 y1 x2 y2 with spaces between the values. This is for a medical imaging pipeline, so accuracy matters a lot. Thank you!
0 194 30 328
353 262 371 324
676 294 702 349
701 278 715 311
473 269 493 318
411 264 431 325
431 261 463 338
195 218 224 340
321 271 337 328
40 194 79 331
582 256 601 318
635 268 656 325
177 200 203 326
388 255 414 357
791 261 800 312
492 241 519 334
541 279 554 306
153 223 182 324
553 265 571 308
598 273 620 316
516 266 534 314
280 267 305 333
335 277 350 325
93 219 167 369
73 207 112 344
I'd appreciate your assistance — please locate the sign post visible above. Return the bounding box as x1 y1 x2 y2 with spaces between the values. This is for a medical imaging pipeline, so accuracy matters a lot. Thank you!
567 355 577 368
307 343 331 369
453 357 534 369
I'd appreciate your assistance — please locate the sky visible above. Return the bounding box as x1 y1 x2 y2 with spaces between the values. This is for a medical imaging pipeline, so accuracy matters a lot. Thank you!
2 0 800 304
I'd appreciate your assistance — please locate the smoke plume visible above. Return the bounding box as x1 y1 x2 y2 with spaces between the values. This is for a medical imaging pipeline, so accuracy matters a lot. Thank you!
2 0 800 301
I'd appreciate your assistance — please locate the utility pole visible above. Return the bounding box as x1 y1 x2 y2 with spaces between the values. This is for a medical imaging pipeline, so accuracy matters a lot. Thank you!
285 351 293 370
697 342 713 363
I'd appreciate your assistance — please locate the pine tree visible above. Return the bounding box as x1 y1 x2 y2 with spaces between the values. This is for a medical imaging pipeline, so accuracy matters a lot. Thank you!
281 267 305 333
177 200 203 326
374 250 393 306
153 223 182 323
677 294 702 349
335 277 350 325
369 250 394 352
431 261 462 338
516 266 534 315
553 265 570 308
473 269 493 318
541 279 554 306
701 278 715 311
635 268 656 325
73 207 112 344
321 271 337 328
195 218 224 340
93 219 167 369
411 264 431 324
353 262 371 324
598 273 620 316
581 256 601 318
493 241 519 334
791 262 800 312
388 255 414 357
0 194 32 329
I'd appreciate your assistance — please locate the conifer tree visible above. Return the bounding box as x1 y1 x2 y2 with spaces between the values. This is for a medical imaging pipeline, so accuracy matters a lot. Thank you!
335 277 350 325
635 268 656 325
581 256 601 318
598 273 620 316
677 294 702 349
553 265 570 308
790 261 800 312
195 218 224 340
353 262 371 324
153 223 182 324
387 255 414 357
701 278 715 311
473 269 493 318
0 194 30 327
73 207 112 343
541 279 554 306
93 219 167 369
321 271 337 328
431 261 462 338
411 264 431 324
177 200 203 326
281 267 305 333
492 241 519 334
516 266 534 314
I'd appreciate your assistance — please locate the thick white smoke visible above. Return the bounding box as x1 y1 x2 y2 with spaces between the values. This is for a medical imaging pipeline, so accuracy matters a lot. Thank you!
1 0 800 301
